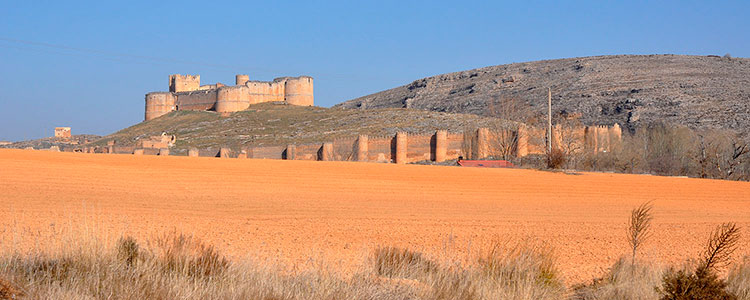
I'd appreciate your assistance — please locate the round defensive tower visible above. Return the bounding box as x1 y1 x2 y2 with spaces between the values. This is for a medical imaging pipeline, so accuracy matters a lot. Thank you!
216 86 250 113
236 74 249 86
284 76 314 106
144 92 176 121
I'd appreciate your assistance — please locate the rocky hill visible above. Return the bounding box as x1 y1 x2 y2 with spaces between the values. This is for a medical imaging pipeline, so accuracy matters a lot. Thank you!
90 102 509 152
337 55 750 136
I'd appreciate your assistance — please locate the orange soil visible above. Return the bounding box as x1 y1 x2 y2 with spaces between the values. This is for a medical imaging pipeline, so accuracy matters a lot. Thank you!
1 149 749 283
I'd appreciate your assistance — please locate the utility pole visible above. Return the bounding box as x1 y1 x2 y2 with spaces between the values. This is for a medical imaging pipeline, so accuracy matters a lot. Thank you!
547 87 552 154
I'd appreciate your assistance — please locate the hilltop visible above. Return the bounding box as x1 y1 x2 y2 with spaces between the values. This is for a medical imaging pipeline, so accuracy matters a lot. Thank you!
92 102 509 153
337 55 750 136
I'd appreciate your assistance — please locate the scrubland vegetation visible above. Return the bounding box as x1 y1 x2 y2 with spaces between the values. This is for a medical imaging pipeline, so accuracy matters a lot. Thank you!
1 202 748 300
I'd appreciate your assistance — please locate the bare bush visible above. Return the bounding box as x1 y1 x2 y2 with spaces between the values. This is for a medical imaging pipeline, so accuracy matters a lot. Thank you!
546 148 566 169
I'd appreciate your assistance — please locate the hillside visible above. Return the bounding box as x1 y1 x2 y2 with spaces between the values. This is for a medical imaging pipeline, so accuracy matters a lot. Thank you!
337 55 750 136
0 134 101 151
93 102 509 152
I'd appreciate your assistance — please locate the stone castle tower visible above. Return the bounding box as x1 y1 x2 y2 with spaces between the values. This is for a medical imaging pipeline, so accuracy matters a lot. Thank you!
144 74 313 121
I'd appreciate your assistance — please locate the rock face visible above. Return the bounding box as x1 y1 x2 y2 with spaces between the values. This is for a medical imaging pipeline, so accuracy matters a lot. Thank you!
337 55 750 136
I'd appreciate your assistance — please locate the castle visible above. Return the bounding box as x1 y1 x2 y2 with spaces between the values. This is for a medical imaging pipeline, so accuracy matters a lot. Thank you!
144 74 313 121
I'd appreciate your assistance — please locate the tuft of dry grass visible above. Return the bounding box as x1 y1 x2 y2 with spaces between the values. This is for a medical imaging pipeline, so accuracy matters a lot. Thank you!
572 257 663 300
728 257 750 300
373 247 439 280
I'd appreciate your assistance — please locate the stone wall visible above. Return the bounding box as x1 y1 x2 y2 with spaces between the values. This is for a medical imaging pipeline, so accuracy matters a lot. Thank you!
103 124 622 165
175 90 218 111
169 74 200 92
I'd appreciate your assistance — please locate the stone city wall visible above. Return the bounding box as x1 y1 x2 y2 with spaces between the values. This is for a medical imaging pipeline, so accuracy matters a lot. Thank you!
89 124 622 164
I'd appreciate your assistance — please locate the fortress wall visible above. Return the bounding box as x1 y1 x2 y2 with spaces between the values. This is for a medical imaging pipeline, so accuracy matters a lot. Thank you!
367 136 395 163
246 81 286 104
524 127 547 155
355 135 368 161
175 90 218 111
236 74 249 85
332 138 356 161
112 146 135 154
395 132 408 164
216 86 251 113
144 92 176 121
169 74 200 92
446 133 464 160
517 125 529 157
434 130 447 162
294 144 321 161
249 146 284 159
407 133 433 163
320 143 334 161
284 76 314 106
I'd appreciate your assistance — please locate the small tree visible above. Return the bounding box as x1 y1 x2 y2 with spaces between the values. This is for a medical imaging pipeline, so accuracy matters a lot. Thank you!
486 96 533 160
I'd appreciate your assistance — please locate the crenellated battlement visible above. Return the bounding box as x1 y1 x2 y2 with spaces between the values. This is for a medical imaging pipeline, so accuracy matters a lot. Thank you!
145 74 314 121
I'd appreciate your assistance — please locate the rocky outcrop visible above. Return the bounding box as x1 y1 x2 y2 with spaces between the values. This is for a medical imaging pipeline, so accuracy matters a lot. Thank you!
337 55 750 136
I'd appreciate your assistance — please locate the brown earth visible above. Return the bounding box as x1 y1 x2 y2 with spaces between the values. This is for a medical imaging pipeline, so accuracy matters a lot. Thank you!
1 149 749 284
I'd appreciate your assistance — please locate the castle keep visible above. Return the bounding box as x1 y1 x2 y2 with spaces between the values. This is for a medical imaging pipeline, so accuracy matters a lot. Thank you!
144 74 313 121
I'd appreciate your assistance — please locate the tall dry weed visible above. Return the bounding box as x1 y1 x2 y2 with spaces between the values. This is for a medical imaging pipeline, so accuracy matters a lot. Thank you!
628 201 654 265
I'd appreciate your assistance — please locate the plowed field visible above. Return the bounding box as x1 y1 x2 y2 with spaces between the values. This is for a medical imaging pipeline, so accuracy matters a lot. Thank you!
1 149 749 283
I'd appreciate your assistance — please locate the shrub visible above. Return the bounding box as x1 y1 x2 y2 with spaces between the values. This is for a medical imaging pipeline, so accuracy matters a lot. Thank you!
117 236 140 266
659 223 741 300
546 148 566 169
660 266 736 300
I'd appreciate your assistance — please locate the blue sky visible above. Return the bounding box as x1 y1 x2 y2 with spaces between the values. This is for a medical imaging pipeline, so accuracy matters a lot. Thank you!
1 1 748 141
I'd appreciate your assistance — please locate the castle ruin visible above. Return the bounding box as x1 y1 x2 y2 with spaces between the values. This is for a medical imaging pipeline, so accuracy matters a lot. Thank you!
144 74 313 121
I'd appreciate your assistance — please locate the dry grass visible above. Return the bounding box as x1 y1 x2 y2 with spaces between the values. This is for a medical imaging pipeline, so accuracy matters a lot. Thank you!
572 258 664 300
0 231 566 300
728 257 750 300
